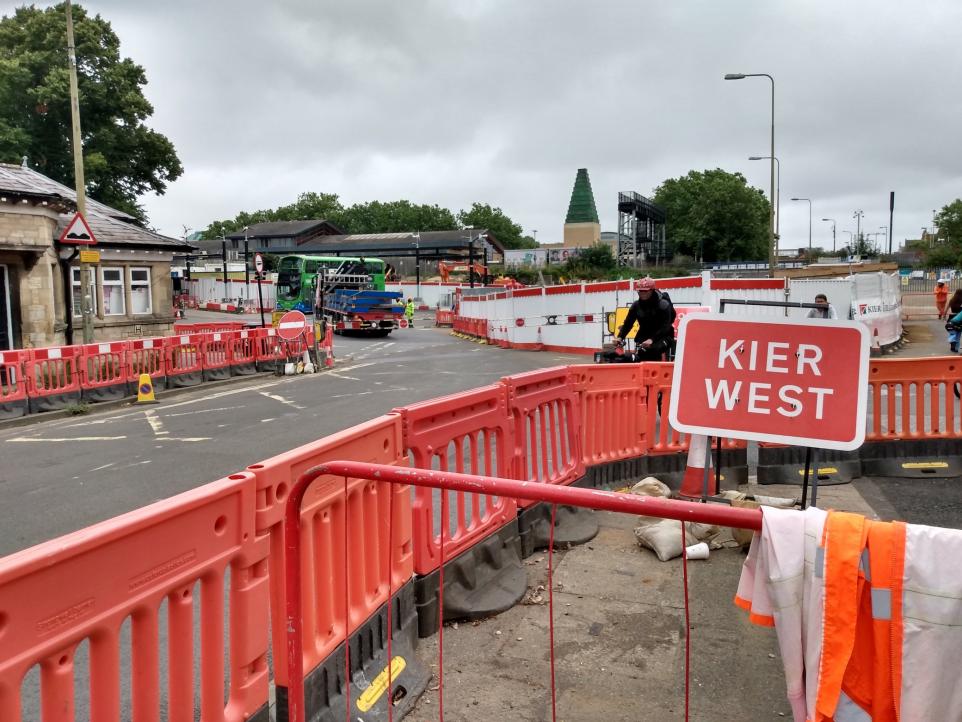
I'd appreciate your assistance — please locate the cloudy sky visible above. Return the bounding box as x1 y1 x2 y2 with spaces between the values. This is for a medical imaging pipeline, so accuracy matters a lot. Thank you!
61 0 962 251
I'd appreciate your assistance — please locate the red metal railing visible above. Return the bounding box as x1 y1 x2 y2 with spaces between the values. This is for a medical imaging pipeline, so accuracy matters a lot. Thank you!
283 461 761 722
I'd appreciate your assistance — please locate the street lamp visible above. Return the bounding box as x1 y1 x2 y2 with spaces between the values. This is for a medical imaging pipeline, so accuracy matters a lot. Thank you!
726 72 776 277
414 231 421 299
879 226 888 255
821 218 836 253
749 155 780 254
842 230 854 253
791 197 812 254
464 226 476 288
853 210 864 246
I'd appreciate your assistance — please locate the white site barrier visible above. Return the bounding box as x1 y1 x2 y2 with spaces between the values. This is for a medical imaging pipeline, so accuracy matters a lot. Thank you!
456 271 902 354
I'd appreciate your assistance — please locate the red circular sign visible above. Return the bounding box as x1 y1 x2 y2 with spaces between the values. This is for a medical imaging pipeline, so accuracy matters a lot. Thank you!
254 253 265 274
277 310 307 340
399 318 409 328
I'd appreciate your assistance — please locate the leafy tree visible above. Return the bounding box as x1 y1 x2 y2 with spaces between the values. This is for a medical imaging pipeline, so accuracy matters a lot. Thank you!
0 3 182 222
652 169 770 262
519 234 538 248
922 199 962 268
458 202 525 249
342 200 456 234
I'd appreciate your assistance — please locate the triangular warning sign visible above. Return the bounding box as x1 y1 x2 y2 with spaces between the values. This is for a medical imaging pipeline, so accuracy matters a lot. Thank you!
59 212 97 245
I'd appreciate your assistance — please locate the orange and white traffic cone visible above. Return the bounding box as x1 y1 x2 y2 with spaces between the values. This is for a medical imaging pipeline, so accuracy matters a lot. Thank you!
324 326 335 368
679 434 712 499
534 326 544 352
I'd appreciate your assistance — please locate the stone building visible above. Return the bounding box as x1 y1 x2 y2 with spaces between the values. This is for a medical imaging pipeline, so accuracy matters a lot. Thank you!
0 162 189 350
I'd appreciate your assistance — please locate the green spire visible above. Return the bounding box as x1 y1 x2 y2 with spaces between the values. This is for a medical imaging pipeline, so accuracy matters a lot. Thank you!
565 168 600 224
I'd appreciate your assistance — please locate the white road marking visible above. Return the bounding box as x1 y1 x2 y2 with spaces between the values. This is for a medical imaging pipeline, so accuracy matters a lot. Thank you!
7 436 127 442
144 410 168 436
258 391 305 410
324 372 359 381
155 437 211 442
330 362 377 374
260 418 276 423
164 405 244 418
89 463 115 472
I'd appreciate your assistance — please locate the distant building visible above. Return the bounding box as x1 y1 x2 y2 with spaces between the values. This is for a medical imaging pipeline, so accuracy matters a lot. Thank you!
563 169 601 248
0 162 189 349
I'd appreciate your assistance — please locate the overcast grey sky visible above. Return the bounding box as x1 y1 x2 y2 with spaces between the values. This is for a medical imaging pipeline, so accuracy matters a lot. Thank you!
60 0 962 251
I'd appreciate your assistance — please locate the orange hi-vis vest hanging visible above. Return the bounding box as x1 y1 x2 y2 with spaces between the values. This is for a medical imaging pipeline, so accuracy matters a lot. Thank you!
737 507 962 722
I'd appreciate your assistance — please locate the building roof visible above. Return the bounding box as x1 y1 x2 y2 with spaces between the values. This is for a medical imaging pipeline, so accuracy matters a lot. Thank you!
226 219 345 240
565 168 600 225
0 162 188 249
295 229 504 256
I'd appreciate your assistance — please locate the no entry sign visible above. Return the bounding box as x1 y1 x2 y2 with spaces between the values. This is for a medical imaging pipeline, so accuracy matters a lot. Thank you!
668 316 870 451
277 310 308 340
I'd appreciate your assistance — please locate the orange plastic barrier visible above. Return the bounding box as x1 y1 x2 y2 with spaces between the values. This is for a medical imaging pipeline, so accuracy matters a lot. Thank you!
435 309 454 327
229 329 259 375
79 341 128 402
24 345 82 413
244 415 411 687
165 333 205 388
397 385 518 574
201 331 232 382
503 367 585 504
0 349 28 419
866 357 962 440
128 337 167 391
173 321 248 334
570 364 648 465
0 472 269 722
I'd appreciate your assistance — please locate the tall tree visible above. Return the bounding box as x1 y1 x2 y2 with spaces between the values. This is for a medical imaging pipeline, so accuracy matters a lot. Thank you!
922 199 962 268
0 3 182 222
458 202 529 249
652 169 770 262
342 200 456 234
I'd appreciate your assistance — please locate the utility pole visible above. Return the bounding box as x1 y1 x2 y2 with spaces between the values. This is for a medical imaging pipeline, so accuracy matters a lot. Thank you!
66 0 93 343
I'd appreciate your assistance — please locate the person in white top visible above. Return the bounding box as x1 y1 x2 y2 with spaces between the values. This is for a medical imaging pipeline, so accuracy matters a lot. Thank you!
806 293 837 320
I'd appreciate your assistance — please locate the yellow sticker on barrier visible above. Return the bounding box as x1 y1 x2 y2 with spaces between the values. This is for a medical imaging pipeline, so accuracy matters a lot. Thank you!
798 467 837 476
901 461 949 469
607 308 639 339
356 656 407 712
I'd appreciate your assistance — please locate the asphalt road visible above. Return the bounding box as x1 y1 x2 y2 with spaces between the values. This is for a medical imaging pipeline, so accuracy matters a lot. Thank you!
0 323 585 556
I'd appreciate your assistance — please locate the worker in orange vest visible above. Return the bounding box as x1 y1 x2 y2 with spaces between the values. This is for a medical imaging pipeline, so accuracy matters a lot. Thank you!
935 279 949 319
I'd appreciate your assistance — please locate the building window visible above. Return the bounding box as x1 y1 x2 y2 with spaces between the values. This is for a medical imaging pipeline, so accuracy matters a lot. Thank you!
130 267 152 314
71 267 96 317
101 267 125 316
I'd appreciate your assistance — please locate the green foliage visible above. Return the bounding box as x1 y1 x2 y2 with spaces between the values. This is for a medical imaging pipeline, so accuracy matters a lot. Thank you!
65 402 90 415
0 3 183 223
457 202 524 249
922 199 962 269
202 195 529 252
652 168 770 262
562 243 616 277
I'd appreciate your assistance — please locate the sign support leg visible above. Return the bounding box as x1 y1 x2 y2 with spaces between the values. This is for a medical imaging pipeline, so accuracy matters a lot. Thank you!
701 437 713 502
800 447 813 509
714 436 723 495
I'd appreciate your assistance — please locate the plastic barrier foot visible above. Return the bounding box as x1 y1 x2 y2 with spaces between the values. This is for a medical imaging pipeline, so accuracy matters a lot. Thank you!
414 519 526 638
81 382 128 404
28 389 81 414
756 445 859 485
859 439 962 479
0 399 27 420
166 370 203 389
276 581 429 722
517 479 600 559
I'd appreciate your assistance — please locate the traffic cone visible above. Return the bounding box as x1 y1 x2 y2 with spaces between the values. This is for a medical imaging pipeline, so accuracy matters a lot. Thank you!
534 326 544 352
678 434 712 498
136 373 157 404
324 326 335 368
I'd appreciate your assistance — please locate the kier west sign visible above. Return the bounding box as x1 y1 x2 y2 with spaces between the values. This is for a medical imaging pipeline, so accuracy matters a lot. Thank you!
668 316 870 451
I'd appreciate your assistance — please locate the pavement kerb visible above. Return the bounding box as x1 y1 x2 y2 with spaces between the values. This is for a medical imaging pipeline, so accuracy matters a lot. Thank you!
0 354 357 432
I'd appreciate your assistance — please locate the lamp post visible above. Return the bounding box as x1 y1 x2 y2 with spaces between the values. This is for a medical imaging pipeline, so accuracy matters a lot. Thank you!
464 226 476 288
414 230 421 299
726 72 776 277
749 155 780 256
821 218 836 253
853 210 864 247
879 226 888 255
220 232 229 297
791 197 812 255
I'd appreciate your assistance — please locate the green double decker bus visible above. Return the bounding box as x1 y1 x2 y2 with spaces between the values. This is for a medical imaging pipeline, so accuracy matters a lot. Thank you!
275 255 388 312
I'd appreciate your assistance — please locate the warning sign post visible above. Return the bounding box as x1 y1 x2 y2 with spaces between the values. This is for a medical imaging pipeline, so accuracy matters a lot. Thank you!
668 316 870 451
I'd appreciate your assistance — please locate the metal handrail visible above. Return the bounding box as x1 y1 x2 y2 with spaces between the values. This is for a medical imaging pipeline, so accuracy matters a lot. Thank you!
283 461 762 722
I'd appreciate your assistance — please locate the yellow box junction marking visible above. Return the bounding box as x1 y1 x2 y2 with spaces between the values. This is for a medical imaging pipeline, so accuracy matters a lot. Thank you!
356 656 406 712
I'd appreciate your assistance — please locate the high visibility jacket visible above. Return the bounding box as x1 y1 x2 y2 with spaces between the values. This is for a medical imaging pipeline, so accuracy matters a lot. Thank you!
736 507 962 722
